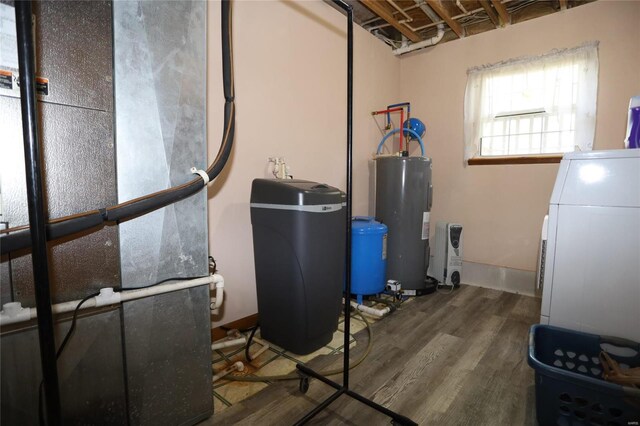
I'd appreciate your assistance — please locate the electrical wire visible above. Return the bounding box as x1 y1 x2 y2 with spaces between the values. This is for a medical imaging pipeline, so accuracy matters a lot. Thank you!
113 275 208 292
244 323 259 362
220 324 257 334
224 309 374 383
37 273 207 424
0 0 236 255
38 290 99 425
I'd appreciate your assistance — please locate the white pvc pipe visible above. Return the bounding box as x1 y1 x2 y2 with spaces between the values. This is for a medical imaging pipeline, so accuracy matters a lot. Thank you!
392 0 446 55
247 336 270 360
0 275 221 326
347 299 391 318
210 274 224 313
392 24 444 55
211 336 246 351
212 361 244 383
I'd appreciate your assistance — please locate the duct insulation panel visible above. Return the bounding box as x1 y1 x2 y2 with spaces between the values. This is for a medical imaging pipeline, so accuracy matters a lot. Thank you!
0 1 127 424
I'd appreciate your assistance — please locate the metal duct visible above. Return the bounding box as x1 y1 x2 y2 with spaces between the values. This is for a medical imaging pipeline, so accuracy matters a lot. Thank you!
113 1 212 424
0 1 213 424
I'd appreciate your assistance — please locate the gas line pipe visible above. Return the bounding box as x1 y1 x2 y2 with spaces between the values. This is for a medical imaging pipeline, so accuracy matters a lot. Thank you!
345 298 391 318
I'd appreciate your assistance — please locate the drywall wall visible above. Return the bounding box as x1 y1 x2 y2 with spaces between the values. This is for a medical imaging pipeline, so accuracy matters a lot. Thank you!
399 0 640 280
207 1 399 325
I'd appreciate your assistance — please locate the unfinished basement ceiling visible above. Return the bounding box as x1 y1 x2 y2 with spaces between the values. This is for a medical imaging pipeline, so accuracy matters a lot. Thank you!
329 0 596 54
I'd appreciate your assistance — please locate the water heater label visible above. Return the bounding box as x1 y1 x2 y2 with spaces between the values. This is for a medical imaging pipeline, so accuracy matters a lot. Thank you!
382 234 387 260
0 69 12 90
421 212 430 240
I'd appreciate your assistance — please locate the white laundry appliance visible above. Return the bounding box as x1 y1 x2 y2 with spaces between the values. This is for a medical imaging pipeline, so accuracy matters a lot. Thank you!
540 149 640 341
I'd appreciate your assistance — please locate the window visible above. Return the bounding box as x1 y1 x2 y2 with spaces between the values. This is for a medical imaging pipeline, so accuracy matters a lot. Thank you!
464 42 599 164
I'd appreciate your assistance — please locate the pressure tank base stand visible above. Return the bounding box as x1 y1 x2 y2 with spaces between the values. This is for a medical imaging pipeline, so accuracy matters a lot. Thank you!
293 1 417 425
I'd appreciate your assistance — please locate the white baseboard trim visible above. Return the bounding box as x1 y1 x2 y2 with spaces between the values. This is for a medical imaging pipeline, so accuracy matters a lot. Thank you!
461 261 540 298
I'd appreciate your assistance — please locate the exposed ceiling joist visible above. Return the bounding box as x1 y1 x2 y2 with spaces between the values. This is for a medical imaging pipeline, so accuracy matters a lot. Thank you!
491 0 511 25
425 0 465 38
479 0 500 27
354 0 596 51
360 0 422 42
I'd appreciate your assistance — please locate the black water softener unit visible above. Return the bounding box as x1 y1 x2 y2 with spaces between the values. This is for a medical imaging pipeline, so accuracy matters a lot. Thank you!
250 179 345 354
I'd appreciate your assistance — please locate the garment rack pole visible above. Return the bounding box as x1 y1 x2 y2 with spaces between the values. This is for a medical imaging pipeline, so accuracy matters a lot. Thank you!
293 1 417 425
14 1 62 424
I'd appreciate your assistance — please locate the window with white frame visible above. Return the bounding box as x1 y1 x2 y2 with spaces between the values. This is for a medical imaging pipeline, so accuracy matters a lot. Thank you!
463 42 599 162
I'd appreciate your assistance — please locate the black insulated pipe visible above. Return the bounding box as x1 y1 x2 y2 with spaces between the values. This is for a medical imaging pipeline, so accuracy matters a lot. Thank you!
14 1 62 425
0 0 236 255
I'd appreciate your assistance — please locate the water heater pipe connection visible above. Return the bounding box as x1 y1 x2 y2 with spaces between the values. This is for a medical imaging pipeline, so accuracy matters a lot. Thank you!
372 107 405 152
386 102 411 128
377 128 425 156
346 299 391 318
0 274 222 326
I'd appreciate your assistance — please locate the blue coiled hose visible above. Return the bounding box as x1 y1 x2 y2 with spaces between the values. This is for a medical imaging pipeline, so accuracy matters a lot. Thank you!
376 128 425 156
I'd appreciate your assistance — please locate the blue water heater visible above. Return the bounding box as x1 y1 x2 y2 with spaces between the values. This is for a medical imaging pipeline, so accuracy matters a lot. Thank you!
351 217 388 304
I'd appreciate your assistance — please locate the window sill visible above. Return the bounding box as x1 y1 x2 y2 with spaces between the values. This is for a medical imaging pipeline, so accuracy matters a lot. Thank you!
467 154 563 166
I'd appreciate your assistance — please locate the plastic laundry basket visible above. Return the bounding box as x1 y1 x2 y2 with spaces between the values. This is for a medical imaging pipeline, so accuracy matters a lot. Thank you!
527 324 640 426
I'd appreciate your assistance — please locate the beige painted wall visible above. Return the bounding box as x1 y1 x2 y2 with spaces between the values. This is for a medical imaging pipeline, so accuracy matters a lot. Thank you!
399 0 640 272
206 1 400 325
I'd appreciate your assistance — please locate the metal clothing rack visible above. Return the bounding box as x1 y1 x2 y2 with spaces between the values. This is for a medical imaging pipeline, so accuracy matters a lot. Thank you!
293 2 417 425
14 2 62 424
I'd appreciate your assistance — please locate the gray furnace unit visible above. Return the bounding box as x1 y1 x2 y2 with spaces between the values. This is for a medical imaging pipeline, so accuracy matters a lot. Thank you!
375 156 434 294
250 179 346 355
0 1 211 424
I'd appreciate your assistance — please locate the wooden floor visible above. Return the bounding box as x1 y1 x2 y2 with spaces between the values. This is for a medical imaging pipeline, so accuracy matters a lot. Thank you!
206 285 541 425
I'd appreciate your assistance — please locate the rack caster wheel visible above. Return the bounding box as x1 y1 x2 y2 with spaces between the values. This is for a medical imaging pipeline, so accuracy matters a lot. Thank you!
298 376 309 394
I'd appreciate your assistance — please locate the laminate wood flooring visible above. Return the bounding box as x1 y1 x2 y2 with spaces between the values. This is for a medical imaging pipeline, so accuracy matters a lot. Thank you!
205 285 541 425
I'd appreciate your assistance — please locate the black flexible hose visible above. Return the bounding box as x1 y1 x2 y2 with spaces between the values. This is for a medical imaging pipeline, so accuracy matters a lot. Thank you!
245 323 259 362
1 0 235 255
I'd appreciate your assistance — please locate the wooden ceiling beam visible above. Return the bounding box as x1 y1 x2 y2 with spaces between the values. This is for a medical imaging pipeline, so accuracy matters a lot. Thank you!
479 0 500 27
425 0 465 38
490 0 511 25
360 0 422 43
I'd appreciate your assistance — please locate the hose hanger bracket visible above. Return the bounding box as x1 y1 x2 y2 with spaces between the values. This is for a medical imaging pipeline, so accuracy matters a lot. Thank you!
191 167 210 185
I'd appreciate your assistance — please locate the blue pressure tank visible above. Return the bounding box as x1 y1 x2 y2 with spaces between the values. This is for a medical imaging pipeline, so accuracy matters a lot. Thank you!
351 217 388 304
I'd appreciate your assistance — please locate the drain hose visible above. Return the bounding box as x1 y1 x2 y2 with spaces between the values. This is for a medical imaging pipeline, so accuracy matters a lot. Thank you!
221 309 374 382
